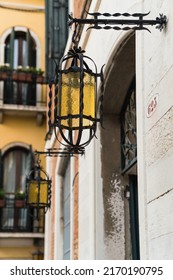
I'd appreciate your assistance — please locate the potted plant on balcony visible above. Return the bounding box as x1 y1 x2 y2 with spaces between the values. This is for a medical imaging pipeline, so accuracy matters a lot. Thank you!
26 67 44 83
15 189 26 208
35 68 44 83
0 188 6 208
0 65 45 83
0 64 12 80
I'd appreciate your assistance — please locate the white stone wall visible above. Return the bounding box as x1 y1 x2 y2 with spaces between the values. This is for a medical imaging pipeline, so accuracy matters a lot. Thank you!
78 140 96 259
137 0 173 259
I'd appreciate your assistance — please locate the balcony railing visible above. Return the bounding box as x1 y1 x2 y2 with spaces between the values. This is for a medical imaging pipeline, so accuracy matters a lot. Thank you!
0 67 47 108
0 194 44 233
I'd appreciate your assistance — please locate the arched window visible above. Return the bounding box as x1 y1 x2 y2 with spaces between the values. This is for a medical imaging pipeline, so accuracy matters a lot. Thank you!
5 30 36 69
0 146 33 232
3 28 37 106
2 146 32 193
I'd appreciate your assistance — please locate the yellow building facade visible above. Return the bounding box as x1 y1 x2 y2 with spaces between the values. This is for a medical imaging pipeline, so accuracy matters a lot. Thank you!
0 0 46 259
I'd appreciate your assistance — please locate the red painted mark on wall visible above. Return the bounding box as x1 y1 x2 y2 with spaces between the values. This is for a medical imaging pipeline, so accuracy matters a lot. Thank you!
147 94 159 118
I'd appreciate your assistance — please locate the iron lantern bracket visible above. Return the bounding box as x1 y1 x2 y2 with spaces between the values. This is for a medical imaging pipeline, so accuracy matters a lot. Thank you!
35 148 85 157
68 12 167 32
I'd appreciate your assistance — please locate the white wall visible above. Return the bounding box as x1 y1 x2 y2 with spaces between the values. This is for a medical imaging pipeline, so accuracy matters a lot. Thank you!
78 0 142 260
137 0 173 259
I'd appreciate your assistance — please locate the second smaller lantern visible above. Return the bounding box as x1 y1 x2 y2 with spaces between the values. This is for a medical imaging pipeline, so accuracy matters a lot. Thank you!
26 157 51 215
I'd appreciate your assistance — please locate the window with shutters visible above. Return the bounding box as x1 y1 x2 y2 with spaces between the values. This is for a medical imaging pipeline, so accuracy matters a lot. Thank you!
0 146 44 232
3 29 37 106
2 147 32 193
5 30 36 68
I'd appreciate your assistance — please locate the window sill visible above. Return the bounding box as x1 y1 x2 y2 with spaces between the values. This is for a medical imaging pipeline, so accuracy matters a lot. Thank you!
0 232 44 238
0 105 46 125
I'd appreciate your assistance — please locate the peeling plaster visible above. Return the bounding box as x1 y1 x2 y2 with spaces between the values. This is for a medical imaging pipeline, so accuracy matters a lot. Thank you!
104 173 125 259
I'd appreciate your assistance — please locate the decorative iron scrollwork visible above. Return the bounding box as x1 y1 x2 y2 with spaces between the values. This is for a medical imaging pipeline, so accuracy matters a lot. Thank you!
68 12 167 33
121 79 137 173
35 148 85 157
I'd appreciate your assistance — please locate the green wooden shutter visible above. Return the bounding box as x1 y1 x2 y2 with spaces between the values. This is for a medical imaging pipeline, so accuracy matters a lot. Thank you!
4 29 14 103
45 0 68 81
53 0 68 58
26 29 31 66
9 27 15 68
8 26 14 103
27 145 33 172
5 40 11 65
26 29 36 67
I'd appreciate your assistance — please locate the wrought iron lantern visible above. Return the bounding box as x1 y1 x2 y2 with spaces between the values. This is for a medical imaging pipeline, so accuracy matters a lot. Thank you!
46 11 167 155
26 157 51 214
48 45 104 153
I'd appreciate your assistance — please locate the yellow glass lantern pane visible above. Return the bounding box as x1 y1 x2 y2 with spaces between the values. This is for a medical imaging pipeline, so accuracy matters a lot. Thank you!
28 181 48 206
60 72 95 128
